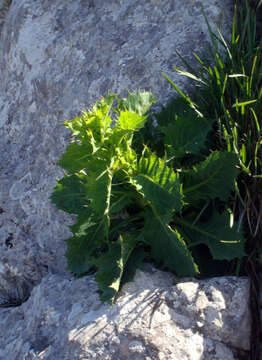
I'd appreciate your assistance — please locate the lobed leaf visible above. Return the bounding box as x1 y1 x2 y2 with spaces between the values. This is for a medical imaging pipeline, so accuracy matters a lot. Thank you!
118 111 147 131
178 211 246 260
183 151 240 202
160 114 214 159
132 151 182 214
50 174 87 214
85 167 113 215
116 90 157 116
143 209 198 276
66 212 109 276
58 143 92 173
94 234 141 304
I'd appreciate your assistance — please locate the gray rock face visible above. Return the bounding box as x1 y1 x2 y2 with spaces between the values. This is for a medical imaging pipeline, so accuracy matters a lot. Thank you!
0 0 12 32
0 0 234 285
0 268 250 359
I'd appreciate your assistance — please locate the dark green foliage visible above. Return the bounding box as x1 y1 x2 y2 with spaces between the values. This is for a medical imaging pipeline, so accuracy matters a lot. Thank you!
171 4 261 217
133 150 182 214
182 151 239 203
161 1 262 273
159 99 214 160
175 210 245 260
143 208 198 276
51 174 87 214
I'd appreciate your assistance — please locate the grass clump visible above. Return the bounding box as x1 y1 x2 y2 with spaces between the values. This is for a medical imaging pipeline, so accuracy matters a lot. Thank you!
159 0 262 269
146 2 262 357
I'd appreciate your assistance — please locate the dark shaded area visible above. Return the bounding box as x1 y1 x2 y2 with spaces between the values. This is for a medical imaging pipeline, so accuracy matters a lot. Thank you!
249 0 262 40
234 2 262 359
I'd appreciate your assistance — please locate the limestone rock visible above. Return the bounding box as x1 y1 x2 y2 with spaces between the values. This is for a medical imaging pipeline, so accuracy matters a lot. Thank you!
0 268 250 359
0 0 234 286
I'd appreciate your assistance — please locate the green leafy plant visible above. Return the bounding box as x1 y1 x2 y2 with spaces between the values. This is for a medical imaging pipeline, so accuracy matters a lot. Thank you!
51 90 245 304
160 0 262 265
146 2 261 357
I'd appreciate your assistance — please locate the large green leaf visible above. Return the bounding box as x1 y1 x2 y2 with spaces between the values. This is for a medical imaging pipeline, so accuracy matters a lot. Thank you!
183 151 239 202
161 116 213 159
66 94 116 138
176 211 245 260
158 97 214 159
120 246 146 284
154 97 192 127
109 180 138 217
132 151 182 214
94 234 140 303
50 174 87 214
66 212 109 276
85 167 113 215
58 143 92 173
143 209 198 276
65 235 95 276
118 111 147 131
84 166 114 242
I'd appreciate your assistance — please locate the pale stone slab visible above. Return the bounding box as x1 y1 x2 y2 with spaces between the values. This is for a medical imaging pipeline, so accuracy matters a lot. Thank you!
0 269 250 359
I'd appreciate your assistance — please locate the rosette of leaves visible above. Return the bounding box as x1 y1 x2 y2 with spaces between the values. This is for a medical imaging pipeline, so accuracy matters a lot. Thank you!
51 91 245 304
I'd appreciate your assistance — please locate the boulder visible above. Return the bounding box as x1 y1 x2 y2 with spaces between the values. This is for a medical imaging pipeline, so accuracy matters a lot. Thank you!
0 268 250 359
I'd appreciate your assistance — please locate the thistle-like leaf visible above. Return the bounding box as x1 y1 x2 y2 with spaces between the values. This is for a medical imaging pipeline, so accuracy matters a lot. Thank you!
177 211 246 260
118 111 148 131
65 235 95 276
155 97 192 127
160 113 214 159
85 167 113 215
132 151 182 214
65 213 106 276
183 151 240 202
116 90 157 116
58 143 92 173
66 94 116 137
119 246 146 285
94 234 141 304
143 209 198 276
50 174 87 214
109 183 134 215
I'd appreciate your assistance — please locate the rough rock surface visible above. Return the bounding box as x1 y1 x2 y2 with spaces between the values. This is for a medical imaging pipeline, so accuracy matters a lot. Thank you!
0 0 234 286
0 0 12 32
0 268 250 359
